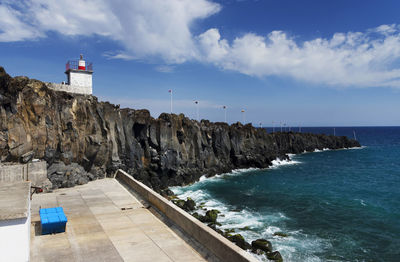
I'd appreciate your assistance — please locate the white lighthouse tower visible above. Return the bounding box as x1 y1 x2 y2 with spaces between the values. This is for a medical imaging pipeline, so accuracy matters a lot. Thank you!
63 54 93 95
46 54 93 95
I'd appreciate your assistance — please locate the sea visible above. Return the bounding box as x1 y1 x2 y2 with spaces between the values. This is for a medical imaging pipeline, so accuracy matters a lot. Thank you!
171 127 400 262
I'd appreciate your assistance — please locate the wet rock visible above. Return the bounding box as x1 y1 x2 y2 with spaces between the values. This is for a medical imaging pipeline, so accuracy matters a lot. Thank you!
273 232 289 237
252 249 266 256
251 239 272 253
191 212 201 220
172 199 186 209
207 222 222 231
267 251 283 262
200 209 219 223
183 197 196 211
228 234 252 250
172 197 196 212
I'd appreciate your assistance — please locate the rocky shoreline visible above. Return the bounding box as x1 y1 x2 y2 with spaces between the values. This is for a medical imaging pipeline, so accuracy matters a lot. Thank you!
171 195 284 261
0 66 360 193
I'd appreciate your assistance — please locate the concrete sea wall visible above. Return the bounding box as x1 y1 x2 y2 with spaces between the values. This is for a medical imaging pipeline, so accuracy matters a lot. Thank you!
115 169 258 262
46 82 92 95
0 161 51 189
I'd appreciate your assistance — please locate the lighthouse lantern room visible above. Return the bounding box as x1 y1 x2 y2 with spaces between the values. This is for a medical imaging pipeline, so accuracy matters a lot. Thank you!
64 54 93 95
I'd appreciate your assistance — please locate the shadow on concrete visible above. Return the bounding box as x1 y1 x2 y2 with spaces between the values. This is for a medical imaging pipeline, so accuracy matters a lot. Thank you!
32 221 42 236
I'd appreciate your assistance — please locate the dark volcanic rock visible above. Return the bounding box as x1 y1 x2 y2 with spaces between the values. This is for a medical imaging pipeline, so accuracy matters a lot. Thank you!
228 234 252 250
252 239 273 253
273 232 289 237
0 66 361 190
183 197 196 211
267 251 283 262
200 209 219 223
47 162 102 188
172 197 196 212
172 199 186 209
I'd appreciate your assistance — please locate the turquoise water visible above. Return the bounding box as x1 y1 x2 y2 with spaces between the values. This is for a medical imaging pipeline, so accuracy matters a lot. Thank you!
172 127 400 262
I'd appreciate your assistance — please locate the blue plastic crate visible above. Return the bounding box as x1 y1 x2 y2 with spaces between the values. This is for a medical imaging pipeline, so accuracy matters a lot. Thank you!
40 207 67 235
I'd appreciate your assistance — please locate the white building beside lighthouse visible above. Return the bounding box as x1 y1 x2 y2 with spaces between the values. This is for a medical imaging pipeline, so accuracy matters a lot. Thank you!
47 54 93 95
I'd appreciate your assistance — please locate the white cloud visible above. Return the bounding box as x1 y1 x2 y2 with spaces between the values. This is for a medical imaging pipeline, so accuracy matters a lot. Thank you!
198 27 400 88
154 65 175 73
0 4 43 41
0 0 220 63
1 1 400 88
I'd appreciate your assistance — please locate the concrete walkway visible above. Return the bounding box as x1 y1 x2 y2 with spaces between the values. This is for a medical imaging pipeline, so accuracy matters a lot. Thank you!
30 179 208 262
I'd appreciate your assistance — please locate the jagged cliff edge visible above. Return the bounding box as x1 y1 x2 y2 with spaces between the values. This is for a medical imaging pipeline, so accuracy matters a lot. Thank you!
0 67 360 193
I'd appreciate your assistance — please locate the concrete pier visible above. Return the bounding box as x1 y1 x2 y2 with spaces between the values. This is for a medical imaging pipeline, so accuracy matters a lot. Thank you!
30 179 213 262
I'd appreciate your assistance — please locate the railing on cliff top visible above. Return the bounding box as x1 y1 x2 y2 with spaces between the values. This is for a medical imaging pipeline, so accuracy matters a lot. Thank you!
65 60 93 71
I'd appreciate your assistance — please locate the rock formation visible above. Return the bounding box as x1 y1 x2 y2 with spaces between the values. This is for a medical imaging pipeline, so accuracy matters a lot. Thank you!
0 67 360 191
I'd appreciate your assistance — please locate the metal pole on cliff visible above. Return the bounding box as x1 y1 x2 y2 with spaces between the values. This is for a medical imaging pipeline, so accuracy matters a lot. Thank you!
169 89 173 114
223 106 227 123
194 100 199 121
241 109 245 124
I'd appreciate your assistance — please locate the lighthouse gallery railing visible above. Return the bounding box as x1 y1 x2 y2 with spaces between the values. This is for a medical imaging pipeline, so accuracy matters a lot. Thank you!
65 60 93 71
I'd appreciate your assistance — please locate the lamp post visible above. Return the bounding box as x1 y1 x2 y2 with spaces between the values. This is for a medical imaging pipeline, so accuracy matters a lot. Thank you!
241 109 245 124
194 100 199 121
168 89 173 114
223 106 227 123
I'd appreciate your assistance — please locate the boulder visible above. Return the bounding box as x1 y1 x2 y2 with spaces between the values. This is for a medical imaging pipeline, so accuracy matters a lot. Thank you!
251 239 272 253
228 234 252 250
47 162 99 189
200 209 219 223
172 197 196 212
273 232 288 237
172 199 185 209
267 251 283 262
183 197 196 211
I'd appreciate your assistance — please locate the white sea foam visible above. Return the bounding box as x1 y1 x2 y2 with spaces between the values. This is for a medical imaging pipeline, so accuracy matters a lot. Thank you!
173 182 333 262
313 148 330 152
270 157 301 168
171 169 258 193
264 226 282 235
198 175 207 182
354 198 367 206
170 155 336 262
348 146 367 150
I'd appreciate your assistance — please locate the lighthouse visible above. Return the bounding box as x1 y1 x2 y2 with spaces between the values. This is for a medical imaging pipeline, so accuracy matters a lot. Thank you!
63 54 93 95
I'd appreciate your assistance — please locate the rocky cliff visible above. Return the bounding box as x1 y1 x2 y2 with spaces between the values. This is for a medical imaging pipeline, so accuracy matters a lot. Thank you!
0 67 360 192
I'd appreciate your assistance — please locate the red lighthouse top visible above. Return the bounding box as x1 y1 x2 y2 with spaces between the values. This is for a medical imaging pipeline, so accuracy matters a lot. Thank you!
78 54 86 70
65 54 93 72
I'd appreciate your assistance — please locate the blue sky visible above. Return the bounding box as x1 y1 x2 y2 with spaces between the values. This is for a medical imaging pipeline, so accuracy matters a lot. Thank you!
1 0 400 126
